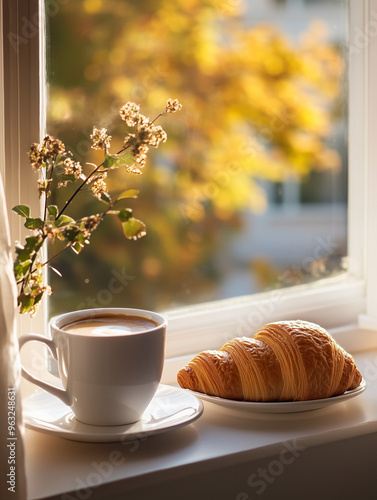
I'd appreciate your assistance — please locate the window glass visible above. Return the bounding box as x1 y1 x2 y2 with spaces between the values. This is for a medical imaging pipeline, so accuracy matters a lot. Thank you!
45 0 348 316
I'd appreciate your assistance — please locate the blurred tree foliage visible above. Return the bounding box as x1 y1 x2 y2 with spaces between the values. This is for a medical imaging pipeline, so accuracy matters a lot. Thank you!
45 0 344 314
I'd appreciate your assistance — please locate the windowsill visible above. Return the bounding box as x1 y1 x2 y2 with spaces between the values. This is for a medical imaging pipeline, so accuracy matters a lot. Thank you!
24 341 377 500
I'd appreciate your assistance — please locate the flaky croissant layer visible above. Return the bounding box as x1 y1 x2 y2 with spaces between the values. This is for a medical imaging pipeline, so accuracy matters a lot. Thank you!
177 320 362 402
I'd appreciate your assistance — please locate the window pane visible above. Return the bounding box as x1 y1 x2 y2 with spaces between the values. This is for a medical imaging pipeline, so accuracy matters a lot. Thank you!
45 0 348 316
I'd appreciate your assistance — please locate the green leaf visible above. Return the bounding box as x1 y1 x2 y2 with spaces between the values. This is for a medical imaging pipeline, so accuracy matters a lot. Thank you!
103 151 134 169
54 215 75 228
60 226 81 244
33 292 44 306
15 244 33 262
12 204 30 218
117 208 133 222
24 217 44 229
117 189 139 200
121 217 146 240
25 235 41 248
100 191 112 204
47 205 58 219
18 294 34 314
54 164 78 184
14 261 32 281
23 235 44 254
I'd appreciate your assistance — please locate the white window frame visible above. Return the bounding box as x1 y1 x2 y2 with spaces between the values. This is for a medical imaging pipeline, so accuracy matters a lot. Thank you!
1 0 46 342
1 0 377 364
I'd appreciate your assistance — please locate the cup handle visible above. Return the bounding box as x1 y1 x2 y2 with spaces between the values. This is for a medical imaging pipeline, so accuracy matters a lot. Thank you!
18 334 70 406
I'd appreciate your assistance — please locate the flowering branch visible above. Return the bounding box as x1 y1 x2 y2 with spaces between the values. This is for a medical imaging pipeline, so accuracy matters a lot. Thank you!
13 99 182 315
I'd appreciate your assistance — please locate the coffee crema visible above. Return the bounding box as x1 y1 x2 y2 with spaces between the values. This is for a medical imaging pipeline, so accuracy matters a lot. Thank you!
62 314 158 336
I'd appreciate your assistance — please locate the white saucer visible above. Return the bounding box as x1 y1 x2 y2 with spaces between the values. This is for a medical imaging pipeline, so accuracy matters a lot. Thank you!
190 379 366 414
23 384 203 442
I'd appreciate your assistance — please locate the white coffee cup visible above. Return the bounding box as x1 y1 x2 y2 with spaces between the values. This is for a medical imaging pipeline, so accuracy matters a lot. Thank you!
19 308 167 426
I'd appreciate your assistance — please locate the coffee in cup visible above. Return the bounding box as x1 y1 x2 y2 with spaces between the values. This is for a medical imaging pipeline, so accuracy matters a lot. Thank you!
62 314 159 336
19 308 167 426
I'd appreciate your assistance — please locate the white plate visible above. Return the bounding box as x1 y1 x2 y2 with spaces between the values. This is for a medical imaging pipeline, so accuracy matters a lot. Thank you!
190 379 366 414
23 384 203 442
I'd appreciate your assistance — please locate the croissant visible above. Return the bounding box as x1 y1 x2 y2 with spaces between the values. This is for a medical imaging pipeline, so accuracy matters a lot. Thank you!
177 320 362 401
